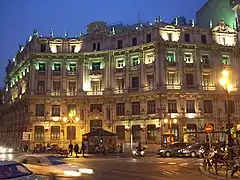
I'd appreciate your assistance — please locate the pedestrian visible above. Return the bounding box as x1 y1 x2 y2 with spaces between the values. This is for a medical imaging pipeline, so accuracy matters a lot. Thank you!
81 141 86 156
68 143 73 156
74 143 79 157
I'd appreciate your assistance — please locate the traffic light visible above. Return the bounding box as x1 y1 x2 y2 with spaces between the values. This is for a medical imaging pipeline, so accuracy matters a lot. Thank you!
100 138 103 143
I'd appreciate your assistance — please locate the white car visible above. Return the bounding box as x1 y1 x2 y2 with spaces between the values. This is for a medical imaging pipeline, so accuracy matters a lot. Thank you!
0 161 42 180
16 154 93 178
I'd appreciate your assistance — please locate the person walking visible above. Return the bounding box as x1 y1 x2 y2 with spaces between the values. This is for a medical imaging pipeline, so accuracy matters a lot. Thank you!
74 143 79 157
81 141 86 156
68 143 73 156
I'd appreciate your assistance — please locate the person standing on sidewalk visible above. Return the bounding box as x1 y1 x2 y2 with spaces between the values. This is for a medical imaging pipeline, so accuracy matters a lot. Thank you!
74 143 79 157
80 141 86 156
68 143 73 156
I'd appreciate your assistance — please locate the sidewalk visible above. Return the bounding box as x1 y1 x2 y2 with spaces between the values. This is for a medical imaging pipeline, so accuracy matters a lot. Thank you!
199 163 240 179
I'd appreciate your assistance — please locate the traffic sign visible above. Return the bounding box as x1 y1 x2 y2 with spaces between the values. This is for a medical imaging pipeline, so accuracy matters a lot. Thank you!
204 124 214 133
22 132 31 141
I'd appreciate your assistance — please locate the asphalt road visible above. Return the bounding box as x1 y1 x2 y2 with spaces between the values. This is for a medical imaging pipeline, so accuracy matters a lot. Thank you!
62 156 210 180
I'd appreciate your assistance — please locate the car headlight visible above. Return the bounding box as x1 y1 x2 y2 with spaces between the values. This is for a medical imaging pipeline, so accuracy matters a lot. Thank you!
8 148 13 153
64 171 81 177
159 149 165 152
78 168 94 174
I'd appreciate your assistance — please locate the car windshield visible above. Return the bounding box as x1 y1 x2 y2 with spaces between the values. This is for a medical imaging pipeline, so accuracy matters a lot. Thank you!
47 156 66 165
187 144 201 149
0 164 32 179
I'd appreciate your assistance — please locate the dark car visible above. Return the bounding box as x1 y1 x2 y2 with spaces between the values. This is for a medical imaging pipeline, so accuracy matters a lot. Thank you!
176 143 207 157
156 142 191 157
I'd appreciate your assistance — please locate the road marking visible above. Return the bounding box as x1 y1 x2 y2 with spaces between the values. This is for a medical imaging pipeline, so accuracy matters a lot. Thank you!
168 162 177 165
179 163 189 167
157 161 165 164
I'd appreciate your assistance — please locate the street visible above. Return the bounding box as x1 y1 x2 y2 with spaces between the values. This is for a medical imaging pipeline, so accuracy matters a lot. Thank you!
62 156 209 180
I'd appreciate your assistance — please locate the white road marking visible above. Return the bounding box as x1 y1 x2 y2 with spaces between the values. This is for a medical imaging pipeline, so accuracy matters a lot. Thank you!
157 161 165 164
179 163 189 167
168 162 177 165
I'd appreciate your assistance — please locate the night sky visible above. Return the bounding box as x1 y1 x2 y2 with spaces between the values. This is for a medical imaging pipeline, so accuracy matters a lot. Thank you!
0 0 208 86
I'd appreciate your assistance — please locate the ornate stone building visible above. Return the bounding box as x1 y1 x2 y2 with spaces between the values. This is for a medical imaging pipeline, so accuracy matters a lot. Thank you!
0 19 240 150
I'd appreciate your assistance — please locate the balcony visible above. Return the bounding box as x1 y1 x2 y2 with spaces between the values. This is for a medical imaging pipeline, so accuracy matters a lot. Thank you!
130 65 140 71
89 69 103 76
67 71 76 76
184 63 194 68
202 63 211 69
37 71 46 76
87 91 103 96
114 89 124 94
166 61 177 67
51 91 61 96
128 88 139 93
66 92 76 96
34 91 46 96
166 84 181 90
115 67 125 73
145 63 154 69
202 86 216 91
52 71 61 76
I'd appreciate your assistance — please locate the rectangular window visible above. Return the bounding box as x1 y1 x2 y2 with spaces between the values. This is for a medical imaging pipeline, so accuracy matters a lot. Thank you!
35 104 44 116
34 126 44 140
37 81 45 91
168 33 172 41
93 43 96 51
56 45 61 52
91 81 100 92
132 102 140 115
185 33 190 42
184 53 193 63
51 126 60 140
132 76 139 88
147 124 156 140
53 81 61 92
92 62 101 70
71 45 75 53
117 58 124 68
116 103 125 116
146 34 151 43
132 37 137 46
53 63 61 71
203 100 213 113
116 125 125 140
69 63 76 72
52 105 60 116
201 55 209 64
147 74 154 86
167 72 175 85
117 40 122 49
39 63 46 71
67 126 76 140
132 57 139 66
145 54 154 64
132 125 141 140
186 74 194 86
67 104 76 115
203 75 210 87
166 52 175 62
224 100 235 114
90 104 102 112
168 100 177 113
147 100 155 114
201 34 207 44
222 56 230 65
97 43 100 51
186 100 195 113
40 44 46 52
117 78 124 90
69 81 76 92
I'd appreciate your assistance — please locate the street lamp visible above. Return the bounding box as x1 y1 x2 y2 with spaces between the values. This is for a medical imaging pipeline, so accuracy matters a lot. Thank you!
219 68 234 160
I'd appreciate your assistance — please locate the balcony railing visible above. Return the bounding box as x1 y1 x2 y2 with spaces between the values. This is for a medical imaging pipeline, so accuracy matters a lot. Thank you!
37 71 46 76
202 86 216 91
202 63 211 68
52 71 61 76
89 69 103 76
130 65 140 71
166 84 181 90
145 63 154 69
128 88 139 93
66 92 76 96
87 91 103 95
34 91 46 95
67 71 76 76
184 63 194 68
114 89 124 94
115 67 125 73
166 61 177 67
51 91 61 96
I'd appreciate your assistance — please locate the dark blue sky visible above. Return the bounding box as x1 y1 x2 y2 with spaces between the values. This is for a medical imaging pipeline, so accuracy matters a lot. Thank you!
0 0 207 86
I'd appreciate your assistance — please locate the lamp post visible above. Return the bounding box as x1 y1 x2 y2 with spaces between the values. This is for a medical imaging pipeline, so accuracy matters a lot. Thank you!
219 68 234 160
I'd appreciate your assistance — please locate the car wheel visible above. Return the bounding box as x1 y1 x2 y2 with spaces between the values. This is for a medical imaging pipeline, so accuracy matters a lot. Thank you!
190 151 196 157
165 151 171 157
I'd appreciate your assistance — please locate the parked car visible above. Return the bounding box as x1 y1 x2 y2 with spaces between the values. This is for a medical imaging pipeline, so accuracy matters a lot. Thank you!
176 143 207 157
156 142 191 157
0 161 42 179
16 154 93 178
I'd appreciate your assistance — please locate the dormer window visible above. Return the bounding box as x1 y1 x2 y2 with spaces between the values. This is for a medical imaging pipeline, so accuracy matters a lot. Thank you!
92 62 101 70
184 53 193 63
185 33 190 42
40 44 46 52
71 46 75 53
201 55 209 64
201 34 207 44
132 37 137 46
56 45 61 53
116 58 124 68
168 33 172 41
222 55 230 65
132 57 139 66
145 53 154 64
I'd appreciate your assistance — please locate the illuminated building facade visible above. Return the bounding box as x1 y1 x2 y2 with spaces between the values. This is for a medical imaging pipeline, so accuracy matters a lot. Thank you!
0 19 240 150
